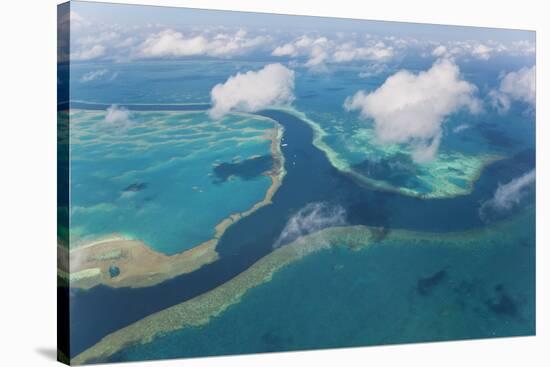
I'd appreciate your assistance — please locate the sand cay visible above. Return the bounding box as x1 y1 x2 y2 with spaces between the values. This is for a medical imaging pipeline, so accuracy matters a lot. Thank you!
71 208 532 365
68 116 286 290
68 236 219 289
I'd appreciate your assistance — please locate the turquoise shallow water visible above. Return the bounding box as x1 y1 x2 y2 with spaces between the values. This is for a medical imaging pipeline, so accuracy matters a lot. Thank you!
292 60 535 197
67 57 536 361
109 209 534 361
70 57 535 199
61 2 537 363
69 110 275 254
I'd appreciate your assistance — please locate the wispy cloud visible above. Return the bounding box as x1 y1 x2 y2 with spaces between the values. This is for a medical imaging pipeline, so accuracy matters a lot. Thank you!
453 124 471 133
80 69 109 82
480 169 535 221
274 202 346 249
70 44 106 61
490 66 535 114
358 63 389 79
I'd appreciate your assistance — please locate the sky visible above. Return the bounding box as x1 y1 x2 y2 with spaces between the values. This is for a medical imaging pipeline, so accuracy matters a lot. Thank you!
69 1 535 40
64 0 535 65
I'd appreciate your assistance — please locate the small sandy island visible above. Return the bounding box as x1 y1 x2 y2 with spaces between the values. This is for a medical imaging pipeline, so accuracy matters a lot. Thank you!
67 117 285 290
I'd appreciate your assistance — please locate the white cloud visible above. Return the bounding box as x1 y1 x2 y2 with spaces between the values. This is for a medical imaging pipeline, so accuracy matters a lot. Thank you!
344 58 481 162
139 29 268 58
480 169 535 220
358 63 389 79
272 43 298 57
490 66 536 113
69 24 272 62
80 69 109 83
430 39 534 61
68 10 89 30
104 105 131 125
274 202 346 249
471 44 493 60
66 16 534 64
140 30 207 57
305 38 330 67
430 42 494 60
411 132 442 163
71 44 106 61
117 37 137 48
453 124 471 133
333 41 394 63
272 35 394 69
77 31 120 46
69 10 83 22
511 40 536 54
432 45 448 57
209 63 295 119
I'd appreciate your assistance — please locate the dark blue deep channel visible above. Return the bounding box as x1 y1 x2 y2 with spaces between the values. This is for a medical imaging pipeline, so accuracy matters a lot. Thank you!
68 103 535 357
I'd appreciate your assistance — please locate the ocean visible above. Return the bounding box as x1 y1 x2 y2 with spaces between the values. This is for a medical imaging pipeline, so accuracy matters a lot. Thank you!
67 58 535 360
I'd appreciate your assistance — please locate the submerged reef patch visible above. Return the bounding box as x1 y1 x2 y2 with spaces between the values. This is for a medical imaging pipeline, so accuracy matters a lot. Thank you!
213 155 274 183
68 109 286 289
72 210 530 364
486 284 519 317
417 269 448 296
273 107 504 199
123 182 147 192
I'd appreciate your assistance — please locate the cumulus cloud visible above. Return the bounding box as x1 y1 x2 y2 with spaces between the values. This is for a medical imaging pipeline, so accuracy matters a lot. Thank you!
272 35 316 57
432 45 448 57
68 23 273 62
139 28 268 58
305 38 330 68
80 69 109 82
104 105 131 125
66 12 534 64
344 58 481 162
70 44 106 61
480 169 535 220
430 39 534 61
209 63 295 119
274 202 346 249
431 42 494 60
333 41 394 63
272 35 394 69
471 44 492 60
272 43 298 57
490 66 536 113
